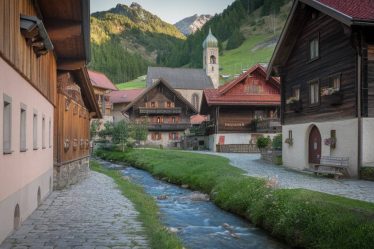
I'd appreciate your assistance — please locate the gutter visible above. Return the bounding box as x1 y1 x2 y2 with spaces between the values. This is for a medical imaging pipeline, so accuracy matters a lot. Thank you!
81 0 91 63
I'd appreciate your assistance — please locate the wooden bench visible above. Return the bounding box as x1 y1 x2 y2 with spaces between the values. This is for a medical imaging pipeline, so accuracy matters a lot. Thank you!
306 156 349 178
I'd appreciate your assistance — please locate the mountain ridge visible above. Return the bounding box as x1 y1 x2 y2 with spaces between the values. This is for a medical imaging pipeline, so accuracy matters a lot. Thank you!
174 14 212 35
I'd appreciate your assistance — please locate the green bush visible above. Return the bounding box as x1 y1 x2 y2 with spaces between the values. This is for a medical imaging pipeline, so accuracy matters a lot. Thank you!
257 136 271 149
96 149 374 249
361 167 374 181
272 134 282 150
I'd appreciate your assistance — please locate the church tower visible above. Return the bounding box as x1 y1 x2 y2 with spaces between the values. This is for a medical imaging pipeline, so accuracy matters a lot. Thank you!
203 28 219 89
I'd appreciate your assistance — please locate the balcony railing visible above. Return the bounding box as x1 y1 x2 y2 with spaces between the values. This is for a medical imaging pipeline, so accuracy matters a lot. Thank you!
148 123 190 131
139 107 182 115
256 118 281 133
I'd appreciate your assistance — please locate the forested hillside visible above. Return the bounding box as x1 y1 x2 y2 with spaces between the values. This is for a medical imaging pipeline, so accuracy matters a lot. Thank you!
89 3 185 83
163 0 290 68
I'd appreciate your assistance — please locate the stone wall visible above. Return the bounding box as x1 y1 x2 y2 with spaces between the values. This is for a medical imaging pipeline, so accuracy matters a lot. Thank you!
261 150 282 164
53 157 90 190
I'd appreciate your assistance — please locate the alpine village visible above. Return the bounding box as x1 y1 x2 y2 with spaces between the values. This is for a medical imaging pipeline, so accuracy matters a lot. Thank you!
0 0 374 249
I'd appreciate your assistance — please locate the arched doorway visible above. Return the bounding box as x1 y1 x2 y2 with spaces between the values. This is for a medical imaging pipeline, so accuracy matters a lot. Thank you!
37 187 41 206
14 204 20 230
309 126 321 164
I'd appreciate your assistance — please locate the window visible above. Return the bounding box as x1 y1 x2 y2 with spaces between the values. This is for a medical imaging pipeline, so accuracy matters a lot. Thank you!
33 111 38 150
169 132 178 141
20 104 27 152
289 130 293 140
330 74 341 91
192 94 199 110
152 132 162 141
292 87 300 100
166 101 172 108
309 36 319 61
3 95 12 154
309 80 320 105
42 115 46 149
49 118 51 148
254 110 265 120
151 102 156 108
210 55 216 64
156 117 163 124
172 117 176 124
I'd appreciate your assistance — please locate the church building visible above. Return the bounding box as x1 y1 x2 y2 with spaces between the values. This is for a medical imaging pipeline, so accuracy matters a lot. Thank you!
146 28 220 113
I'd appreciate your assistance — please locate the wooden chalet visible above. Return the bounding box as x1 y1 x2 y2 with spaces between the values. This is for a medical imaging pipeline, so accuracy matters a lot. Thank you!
108 89 144 123
123 79 197 148
201 64 281 152
88 70 118 118
267 0 374 177
0 0 100 242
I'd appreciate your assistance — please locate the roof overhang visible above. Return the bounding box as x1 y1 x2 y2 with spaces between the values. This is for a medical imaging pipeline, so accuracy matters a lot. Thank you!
267 0 374 77
36 0 91 70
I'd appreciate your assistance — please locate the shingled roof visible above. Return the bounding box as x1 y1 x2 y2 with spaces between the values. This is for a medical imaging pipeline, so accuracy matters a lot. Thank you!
147 67 214 90
108 89 144 104
88 70 118 91
203 64 280 108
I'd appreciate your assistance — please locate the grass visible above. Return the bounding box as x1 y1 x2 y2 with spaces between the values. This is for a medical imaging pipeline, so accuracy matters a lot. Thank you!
96 148 374 249
90 160 184 249
116 76 146 90
219 34 276 84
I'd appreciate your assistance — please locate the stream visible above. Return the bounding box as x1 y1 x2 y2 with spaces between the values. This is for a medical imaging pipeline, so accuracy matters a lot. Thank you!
100 160 288 249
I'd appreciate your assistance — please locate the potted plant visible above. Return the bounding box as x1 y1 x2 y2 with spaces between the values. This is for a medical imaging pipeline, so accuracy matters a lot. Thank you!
321 87 343 106
286 97 302 113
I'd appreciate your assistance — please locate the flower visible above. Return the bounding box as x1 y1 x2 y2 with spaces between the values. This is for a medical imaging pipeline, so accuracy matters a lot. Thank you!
286 96 299 104
321 87 339 96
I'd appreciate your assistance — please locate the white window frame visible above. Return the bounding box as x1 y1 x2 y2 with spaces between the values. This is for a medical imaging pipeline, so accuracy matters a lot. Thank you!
309 36 319 61
3 94 12 154
20 103 27 152
33 110 38 150
42 115 46 149
309 80 320 105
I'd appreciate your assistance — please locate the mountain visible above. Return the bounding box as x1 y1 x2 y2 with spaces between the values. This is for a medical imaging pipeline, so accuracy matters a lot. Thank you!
89 2 185 83
174 14 212 35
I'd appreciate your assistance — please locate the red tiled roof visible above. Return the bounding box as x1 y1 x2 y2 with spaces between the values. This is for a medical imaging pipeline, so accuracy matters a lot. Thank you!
316 0 374 21
88 70 118 91
190 115 208 125
108 89 144 104
203 64 280 106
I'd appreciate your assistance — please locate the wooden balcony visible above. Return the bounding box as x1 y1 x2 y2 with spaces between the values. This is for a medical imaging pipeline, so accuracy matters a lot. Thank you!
148 123 190 131
256 118 281 133
139 107 182 115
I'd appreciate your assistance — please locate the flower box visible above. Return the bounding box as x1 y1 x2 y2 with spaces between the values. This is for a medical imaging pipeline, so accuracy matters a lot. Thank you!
321 91 343 106
286 100 302 113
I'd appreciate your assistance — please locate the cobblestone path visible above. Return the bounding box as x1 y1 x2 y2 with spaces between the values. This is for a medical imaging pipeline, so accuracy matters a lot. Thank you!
197 152 374 203
0 172 149 249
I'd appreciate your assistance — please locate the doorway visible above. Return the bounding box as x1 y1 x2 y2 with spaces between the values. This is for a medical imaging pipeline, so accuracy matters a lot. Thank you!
308 126 321 164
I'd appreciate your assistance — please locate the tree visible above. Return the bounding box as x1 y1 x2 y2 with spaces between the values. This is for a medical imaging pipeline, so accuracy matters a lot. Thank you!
112 121 130 152
130 120 148 143
90 120 100 139
226 29 245 50
98 121 114 141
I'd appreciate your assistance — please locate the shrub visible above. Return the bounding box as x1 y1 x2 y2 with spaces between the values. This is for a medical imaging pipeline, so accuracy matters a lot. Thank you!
257 136 271 149
361 167 374 181
272 134 282 150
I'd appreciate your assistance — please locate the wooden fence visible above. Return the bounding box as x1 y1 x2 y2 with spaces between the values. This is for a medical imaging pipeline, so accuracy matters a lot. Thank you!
216 144 260 153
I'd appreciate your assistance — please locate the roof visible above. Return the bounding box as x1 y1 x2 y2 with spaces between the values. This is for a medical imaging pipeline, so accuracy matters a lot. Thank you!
190 115 208 125
88 70 118 91
108 89 144 104
123 78 198 115
203 28 218 49
314 0 374 22
203 64 280 107
147 67 214 90
267 0 374 77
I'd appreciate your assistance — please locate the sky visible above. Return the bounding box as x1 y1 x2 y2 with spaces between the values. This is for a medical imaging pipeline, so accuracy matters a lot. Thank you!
90 0 236 24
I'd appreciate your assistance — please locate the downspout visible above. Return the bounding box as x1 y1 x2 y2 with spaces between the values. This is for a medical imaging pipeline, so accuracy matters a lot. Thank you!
356 31 363 178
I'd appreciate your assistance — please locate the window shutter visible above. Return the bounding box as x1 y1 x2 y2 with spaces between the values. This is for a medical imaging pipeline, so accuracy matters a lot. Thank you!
169 133 172 140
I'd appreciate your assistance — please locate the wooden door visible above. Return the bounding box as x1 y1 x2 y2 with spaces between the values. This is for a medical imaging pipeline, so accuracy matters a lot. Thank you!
309 126 321 164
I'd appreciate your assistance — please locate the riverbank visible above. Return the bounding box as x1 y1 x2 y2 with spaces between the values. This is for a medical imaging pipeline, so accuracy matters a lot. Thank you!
90 161 184 249
95 148 374 249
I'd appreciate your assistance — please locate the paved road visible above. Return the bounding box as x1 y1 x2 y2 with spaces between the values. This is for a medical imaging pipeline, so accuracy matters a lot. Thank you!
0 172 149 249
197 152 374 203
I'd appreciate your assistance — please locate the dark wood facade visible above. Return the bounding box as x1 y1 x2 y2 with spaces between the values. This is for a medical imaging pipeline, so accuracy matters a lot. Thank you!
268 1 374 125
123 79 197 144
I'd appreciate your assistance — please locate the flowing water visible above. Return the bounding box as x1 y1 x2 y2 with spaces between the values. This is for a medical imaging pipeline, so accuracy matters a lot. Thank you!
100 161 288 249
